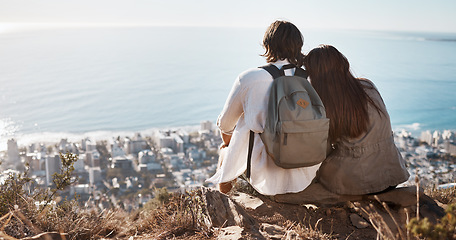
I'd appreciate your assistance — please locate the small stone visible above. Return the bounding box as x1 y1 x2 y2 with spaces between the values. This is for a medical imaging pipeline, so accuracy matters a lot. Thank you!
259 223 286 239
217 226 243 240
230 192 264 210
302 204 318 210
350 214 370 229
283 229 303 240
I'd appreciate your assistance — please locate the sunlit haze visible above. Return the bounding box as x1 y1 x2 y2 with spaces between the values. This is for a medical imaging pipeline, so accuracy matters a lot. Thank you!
1 0 455 33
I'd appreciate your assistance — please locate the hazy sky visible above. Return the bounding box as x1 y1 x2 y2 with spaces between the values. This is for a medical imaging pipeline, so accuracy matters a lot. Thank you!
0 0 455 33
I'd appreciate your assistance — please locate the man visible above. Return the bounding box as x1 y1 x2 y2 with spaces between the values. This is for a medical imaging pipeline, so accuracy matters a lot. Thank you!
207 20 321 196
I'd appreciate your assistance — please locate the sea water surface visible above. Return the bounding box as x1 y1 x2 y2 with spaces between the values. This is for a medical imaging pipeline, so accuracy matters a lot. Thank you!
0 26 455 150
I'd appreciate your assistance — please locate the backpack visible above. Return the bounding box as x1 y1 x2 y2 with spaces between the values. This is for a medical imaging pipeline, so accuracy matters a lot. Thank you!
247 64 329 177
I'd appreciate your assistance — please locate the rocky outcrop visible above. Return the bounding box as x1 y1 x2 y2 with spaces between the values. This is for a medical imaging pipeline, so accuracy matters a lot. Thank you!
201 187 257 228
200 185 445 239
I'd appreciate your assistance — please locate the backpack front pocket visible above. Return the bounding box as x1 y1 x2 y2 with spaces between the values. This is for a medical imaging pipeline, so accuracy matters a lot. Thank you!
274 118 329 168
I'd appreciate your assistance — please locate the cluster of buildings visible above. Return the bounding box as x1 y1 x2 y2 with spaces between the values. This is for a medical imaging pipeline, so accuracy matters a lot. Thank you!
0 120 222 211
1 124 455 210
396 129 456 187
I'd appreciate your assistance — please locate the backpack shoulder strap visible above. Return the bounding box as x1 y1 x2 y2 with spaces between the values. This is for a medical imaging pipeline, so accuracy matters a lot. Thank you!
246 130 254 179
259 64 282 79
260 64 308 79
294 67 308 79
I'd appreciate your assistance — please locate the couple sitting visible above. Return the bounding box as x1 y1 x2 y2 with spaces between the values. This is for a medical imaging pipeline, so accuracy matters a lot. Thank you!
206 20 409 202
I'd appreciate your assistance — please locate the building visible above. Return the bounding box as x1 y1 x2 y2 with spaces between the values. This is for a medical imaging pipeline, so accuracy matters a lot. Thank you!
58 139 76 153
88 167 102 186
138 150 156 164
111 139 126 158
420 130 433 145
442 130 455 142
136 162 163 174
74 154 86 172
45 155 62 186
86 150 101 167
444 142 456 156
433 131 443 146
124 133 148 156
7 139 20 165
156 130 184 153
200 120 213 132
111 156 133 170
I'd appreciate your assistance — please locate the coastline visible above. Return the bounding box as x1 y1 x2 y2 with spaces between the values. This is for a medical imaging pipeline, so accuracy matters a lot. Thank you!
2 123 455 152
0 124 202 152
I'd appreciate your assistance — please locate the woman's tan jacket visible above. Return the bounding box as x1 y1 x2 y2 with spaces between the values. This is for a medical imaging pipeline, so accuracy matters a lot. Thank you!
318 80 410 195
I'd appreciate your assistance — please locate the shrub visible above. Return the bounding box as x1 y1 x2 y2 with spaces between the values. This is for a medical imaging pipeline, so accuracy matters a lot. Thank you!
0 152 79 239
408 203 456 240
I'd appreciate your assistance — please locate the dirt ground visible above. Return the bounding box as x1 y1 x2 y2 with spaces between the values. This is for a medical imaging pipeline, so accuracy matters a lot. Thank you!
246 194 378 239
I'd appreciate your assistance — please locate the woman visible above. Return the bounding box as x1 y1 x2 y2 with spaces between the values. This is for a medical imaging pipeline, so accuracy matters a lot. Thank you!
206 20 321 195
304 45 410 195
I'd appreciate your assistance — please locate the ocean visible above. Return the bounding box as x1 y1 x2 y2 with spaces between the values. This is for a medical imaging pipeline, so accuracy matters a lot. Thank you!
1 26 455 150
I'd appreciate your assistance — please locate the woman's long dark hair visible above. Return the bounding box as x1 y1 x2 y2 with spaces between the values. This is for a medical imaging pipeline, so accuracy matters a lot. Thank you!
262 20 305 67
304 45 384 143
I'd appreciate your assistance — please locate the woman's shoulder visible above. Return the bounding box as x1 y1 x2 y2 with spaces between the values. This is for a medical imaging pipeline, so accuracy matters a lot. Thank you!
359 78 382 94
359 78 387 108
359 78 376 88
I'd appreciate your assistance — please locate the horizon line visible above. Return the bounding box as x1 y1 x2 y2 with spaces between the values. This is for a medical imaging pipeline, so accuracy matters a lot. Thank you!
1 22 456 35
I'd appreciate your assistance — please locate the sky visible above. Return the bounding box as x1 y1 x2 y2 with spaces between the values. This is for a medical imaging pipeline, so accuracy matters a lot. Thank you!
0 0 455 33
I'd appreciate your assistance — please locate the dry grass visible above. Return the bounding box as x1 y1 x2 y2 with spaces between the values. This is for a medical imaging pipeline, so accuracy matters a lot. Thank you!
425 187 456 204
127 190 213 239
355 181 456 240
0 189 214 240
1 171 456 240
283 219 334 240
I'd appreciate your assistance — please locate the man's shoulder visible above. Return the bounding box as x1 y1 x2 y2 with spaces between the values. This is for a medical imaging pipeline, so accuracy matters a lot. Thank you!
237 67 272 83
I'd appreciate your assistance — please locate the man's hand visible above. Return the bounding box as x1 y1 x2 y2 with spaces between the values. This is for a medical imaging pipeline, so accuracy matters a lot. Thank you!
220 132 232 149
219 179 236 194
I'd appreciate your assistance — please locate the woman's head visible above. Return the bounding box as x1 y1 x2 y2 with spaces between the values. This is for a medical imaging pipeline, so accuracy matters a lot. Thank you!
262 20 304 66
304 45 350 80
304 45 382 143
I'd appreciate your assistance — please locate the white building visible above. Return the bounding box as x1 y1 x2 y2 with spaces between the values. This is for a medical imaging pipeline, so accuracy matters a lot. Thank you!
420 130 433 145
45 155 61 186
180 130 189 144
111 139 126 158
87 139 97 152
7 139 20 165
444 142 456 156
156 130 184 153
124 133 148 156
138 150 156 164
442 130 455 141
58 139 76 153
86 150 101 167
88 167 102 186
74 154 86 172
433 131 443 146
200 120 213 132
